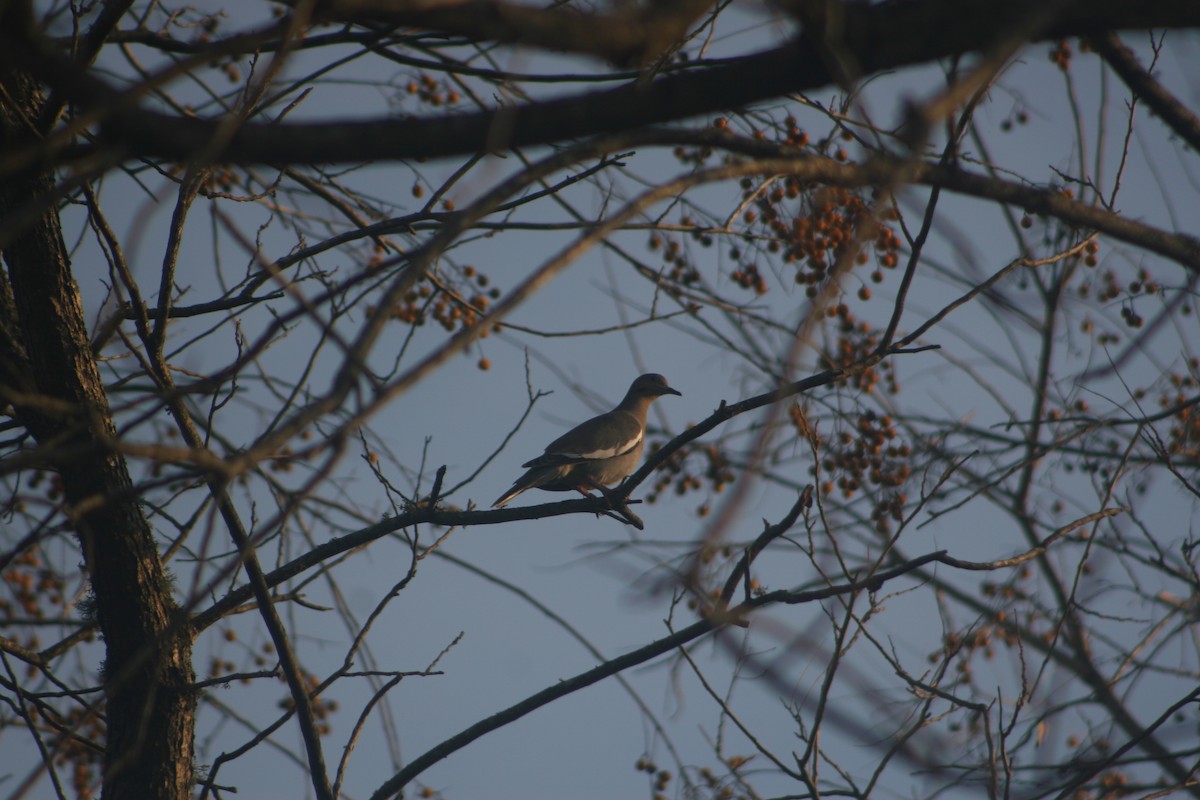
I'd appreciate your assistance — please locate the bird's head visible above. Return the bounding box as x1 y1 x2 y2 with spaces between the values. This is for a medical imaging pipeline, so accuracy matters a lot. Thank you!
630 373 682 398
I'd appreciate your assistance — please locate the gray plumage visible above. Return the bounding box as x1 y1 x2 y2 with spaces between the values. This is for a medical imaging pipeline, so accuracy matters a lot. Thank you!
493 373 682 508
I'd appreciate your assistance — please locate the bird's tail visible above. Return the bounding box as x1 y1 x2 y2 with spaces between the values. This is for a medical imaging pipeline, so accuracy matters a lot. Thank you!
492 468 542 508
492 484 524 508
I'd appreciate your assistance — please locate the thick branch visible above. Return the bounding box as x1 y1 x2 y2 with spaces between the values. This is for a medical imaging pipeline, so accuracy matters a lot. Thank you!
312 0 716 67
0 57 195 800
1089 31 1200 154
2 0 1198 165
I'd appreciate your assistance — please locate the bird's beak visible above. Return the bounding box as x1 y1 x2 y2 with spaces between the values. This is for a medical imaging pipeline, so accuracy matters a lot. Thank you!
661 386 682 396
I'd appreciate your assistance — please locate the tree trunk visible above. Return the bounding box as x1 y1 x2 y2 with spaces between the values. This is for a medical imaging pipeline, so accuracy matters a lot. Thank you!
0 67 196 800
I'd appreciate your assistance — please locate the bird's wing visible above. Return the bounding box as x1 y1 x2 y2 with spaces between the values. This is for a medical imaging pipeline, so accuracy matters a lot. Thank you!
521 410 642 468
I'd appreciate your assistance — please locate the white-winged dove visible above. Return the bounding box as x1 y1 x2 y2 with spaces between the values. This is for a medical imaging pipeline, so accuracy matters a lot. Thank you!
492 373 682 508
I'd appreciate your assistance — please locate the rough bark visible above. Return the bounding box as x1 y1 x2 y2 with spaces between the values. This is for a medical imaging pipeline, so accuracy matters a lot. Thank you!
0 65 196 800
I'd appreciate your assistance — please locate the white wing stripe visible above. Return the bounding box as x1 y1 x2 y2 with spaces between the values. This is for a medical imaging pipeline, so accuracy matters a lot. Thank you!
559 429 642 461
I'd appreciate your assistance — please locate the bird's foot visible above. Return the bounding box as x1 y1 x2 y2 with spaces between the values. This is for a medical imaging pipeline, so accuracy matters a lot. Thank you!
602 492 644 530
575 481 644 528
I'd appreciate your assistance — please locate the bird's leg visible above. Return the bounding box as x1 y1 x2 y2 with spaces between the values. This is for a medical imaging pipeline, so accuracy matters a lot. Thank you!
575 478 621 520
578 477 618 500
